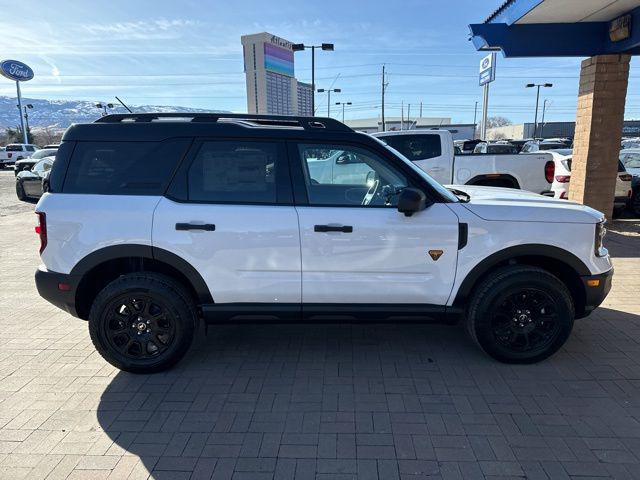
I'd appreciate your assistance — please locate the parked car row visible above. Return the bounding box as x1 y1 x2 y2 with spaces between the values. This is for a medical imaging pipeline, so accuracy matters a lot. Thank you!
544 149 633 216
0 143 39 169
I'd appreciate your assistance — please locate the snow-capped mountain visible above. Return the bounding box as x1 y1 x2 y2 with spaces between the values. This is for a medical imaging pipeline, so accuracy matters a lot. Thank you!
0 96 229 129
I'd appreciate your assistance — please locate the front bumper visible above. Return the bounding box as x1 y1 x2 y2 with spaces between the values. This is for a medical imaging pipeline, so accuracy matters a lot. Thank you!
35 266 81 318
579 268 613 317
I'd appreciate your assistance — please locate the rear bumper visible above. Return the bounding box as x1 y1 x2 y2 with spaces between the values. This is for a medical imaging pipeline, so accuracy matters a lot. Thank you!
579 268 613 317
35 266 81 318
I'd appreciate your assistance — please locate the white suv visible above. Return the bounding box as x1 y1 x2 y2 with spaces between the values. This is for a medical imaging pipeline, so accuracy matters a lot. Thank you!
35 114 613 373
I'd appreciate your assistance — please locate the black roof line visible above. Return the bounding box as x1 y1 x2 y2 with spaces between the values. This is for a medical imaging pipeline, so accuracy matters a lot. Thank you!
94 113 353 133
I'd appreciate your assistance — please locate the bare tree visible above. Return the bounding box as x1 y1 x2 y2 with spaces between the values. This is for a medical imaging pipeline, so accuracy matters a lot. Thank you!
486 116 513 129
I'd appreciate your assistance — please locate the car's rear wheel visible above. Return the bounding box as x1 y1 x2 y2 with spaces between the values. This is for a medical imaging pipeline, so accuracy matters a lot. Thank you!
16 180 27 201
466 265 574 364
89 273 197 373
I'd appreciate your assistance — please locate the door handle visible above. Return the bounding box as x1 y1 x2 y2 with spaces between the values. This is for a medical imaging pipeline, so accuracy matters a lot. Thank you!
175 223 216 231
314 224 353 233
429 167 445 172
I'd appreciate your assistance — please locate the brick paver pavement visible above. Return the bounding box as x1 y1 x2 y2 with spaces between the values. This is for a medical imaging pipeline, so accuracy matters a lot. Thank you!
1 170 640 479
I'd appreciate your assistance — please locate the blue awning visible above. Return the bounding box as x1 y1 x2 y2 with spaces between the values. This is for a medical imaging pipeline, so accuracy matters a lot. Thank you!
470 0 640 57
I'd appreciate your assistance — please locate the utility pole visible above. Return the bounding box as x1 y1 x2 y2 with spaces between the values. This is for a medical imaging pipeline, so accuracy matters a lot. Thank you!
407 104 411 130
401 101 404 131
419 101 423 118
381 64 388 132
473 101 478 139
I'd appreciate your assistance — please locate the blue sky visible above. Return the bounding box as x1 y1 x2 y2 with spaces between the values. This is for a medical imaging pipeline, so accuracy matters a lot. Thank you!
1 0 638 124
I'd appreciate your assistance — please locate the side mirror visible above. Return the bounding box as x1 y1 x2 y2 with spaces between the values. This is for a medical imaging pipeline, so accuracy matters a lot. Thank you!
397 188 430 217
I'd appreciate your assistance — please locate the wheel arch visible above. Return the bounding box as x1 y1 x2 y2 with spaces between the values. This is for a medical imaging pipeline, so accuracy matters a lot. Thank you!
71 244 213 319
453 244 590 318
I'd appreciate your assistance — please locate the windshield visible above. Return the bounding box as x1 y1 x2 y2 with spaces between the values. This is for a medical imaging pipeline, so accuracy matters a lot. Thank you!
621 152 640 169
30 149 57 160
370 136 458 203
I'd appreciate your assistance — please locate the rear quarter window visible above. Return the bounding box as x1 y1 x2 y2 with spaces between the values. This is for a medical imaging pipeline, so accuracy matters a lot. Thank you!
62 139 190 195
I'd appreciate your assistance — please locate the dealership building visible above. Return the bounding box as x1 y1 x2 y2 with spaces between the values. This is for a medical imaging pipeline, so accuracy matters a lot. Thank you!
487 120 640 140
241 32 313 116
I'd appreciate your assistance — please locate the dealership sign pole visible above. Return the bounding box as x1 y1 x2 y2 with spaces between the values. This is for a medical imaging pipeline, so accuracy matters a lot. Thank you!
0 60 35 144
478 53 496 140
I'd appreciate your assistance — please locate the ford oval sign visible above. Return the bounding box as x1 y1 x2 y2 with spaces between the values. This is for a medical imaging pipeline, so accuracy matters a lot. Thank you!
0 60 34 82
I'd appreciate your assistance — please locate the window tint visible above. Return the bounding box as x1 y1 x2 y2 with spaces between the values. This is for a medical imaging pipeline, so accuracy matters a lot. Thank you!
538 143 565 151
487 144 517 154
31 149 57 160
63 139 189 195
26 145 37 152
378 134 442 161
298 144 408 207
6 145 23 152
187 141 279 203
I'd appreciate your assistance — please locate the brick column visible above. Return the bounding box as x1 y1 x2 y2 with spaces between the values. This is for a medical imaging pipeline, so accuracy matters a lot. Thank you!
569 54 630 219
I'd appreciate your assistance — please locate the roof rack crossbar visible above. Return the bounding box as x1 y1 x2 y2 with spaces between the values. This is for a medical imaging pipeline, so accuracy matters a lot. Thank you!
94 113 352 132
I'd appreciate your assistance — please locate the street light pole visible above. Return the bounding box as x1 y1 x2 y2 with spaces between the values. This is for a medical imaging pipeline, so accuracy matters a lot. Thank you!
23 104 33 133
473 101 478 139
526 83 552 138
292 42 334 116
335 101 351 123
540 99 551 138
317 88 341 116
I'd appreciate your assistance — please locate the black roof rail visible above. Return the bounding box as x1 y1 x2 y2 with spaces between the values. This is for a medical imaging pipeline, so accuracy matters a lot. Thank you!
94 113 353 132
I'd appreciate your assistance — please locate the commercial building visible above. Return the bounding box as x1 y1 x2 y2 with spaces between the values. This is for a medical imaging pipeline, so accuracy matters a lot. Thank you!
241 32 313 116
487 120 640 140
345 117 476 140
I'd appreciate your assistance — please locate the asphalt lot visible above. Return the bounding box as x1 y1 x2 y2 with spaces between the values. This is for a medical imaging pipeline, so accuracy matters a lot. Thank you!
1 168 640 479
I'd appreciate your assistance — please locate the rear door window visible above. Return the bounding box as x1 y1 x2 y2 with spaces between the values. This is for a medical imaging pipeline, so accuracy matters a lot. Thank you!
62 139 189 195
378 134 442 161
186 141 284 204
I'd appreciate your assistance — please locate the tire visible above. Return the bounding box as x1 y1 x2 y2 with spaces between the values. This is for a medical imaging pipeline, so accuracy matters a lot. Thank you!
15 181 27 201
88 273 198 373
466 265 574 364
632 192 640 217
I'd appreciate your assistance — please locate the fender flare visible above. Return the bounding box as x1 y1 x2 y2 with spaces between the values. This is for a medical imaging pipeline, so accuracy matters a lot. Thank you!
453 244 591 305
70 244 213 304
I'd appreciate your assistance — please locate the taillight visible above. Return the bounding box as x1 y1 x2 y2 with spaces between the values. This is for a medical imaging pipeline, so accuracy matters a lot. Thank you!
35 212 47 254
555 175 571 183
544 161 555 183
560 191 568 199
619 173 632 181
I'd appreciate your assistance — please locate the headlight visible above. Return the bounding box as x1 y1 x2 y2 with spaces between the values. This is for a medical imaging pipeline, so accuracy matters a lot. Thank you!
595 220 607 257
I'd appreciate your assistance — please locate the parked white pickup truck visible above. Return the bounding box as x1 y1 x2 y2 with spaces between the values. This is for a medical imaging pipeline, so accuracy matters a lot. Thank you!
0 143 38 169
373 130 554 195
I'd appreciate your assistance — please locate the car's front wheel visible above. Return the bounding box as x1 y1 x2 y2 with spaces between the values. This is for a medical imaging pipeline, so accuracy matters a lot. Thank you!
466 266 574 364
16 180 27 201
89 273 197 373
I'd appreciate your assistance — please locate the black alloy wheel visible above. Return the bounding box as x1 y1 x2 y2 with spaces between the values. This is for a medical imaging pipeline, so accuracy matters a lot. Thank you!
490 288 561 355
103 294 176 360
89 273 197 373
467 265 574 364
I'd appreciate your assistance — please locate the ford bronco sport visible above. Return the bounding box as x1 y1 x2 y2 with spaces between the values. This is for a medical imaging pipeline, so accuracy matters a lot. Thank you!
35 113 613 373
